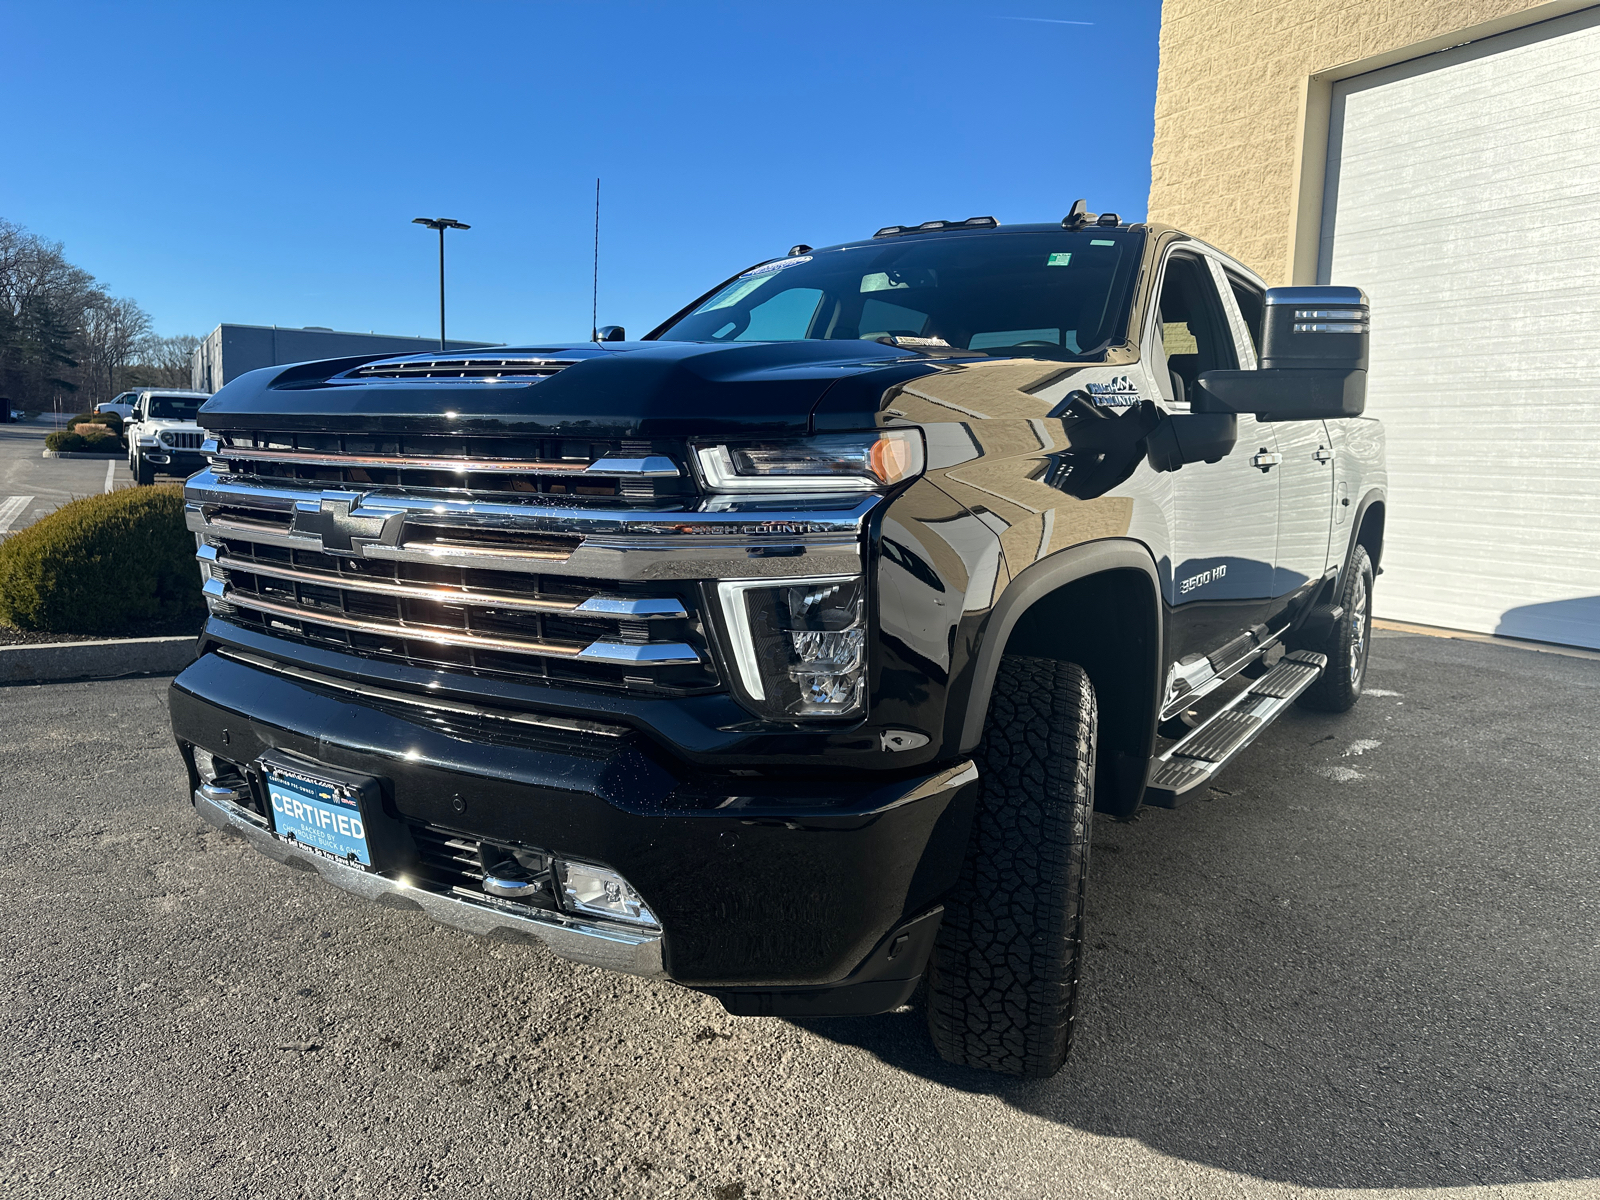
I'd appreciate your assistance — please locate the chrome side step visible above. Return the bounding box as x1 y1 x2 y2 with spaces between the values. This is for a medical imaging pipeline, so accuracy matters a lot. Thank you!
1144 650 1328 807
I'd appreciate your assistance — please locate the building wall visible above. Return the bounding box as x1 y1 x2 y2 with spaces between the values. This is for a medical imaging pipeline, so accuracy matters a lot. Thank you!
1148 0 1571 282
190 325 498 392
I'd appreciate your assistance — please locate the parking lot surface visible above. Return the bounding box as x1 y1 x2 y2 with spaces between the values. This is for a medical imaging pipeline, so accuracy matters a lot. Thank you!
0 418 134 539
1 632 1596 1199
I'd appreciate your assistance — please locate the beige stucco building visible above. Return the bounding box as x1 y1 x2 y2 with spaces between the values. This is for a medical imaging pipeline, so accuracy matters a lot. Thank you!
1149 0 1600 649
1150 0 1597 284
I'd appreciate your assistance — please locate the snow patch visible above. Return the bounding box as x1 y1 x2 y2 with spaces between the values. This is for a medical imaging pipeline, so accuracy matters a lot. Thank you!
1365 688 1403 697
1343 739 1382 757
1313 765 1364 783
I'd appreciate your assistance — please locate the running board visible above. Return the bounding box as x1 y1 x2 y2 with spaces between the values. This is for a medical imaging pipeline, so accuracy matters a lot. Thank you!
1144 650 1328 807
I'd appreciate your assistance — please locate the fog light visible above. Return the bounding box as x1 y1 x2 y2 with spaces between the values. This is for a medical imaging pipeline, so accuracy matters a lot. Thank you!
557 860 658 927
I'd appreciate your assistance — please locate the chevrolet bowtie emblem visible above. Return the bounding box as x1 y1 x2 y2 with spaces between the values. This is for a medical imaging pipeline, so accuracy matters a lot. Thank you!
290 493 406 556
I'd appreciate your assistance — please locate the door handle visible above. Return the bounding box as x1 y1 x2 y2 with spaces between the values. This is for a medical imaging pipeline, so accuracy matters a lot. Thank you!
1250 449 1282 473
1313 447 1334 463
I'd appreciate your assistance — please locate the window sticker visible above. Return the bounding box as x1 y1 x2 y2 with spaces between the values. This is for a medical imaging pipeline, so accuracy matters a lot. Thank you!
1091 239 1116 247
739 255 812 278
860 272 911 293
1046 252 1073 267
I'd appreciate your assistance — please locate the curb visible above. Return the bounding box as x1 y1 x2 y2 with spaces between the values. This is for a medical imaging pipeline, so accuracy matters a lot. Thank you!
1372 618 1600 663
42 449 123 459
0 635 198 684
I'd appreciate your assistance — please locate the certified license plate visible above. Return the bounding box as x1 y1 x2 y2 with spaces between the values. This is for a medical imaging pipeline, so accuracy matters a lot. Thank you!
266 765 372 867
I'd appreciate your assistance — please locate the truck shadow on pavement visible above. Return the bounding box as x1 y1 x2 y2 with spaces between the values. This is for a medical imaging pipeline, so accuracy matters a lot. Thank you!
796 642 1600 1190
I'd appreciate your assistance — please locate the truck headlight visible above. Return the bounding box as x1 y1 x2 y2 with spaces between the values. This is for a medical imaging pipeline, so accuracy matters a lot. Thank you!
692 430 923 493
717 575 866 718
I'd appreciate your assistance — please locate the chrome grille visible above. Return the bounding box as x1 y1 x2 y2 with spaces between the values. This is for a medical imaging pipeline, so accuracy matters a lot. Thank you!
161 430 205 449
186 422 874 702
207 429 685 500
202 535 717 693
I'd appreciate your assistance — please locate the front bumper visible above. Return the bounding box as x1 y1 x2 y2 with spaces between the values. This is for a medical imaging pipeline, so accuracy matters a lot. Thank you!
169 649 979 997
146 448 208 472
193 783 663 973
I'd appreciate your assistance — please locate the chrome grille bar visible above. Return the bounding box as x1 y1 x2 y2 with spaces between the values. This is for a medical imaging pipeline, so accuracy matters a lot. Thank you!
213 586 699 666
185 472 871 581
210 551 686 619
217 648 631 737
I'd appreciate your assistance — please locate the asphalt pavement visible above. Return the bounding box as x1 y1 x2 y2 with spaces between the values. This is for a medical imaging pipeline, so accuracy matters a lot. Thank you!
1 631 1596 1199
0 417 136 538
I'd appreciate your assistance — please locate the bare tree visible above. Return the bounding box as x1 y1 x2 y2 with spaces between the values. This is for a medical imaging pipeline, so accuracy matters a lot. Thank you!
81 296 152 402
127 332 200 389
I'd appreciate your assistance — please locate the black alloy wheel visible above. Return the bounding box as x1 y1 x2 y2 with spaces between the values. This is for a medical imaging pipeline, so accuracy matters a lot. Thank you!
1297 543 1374 713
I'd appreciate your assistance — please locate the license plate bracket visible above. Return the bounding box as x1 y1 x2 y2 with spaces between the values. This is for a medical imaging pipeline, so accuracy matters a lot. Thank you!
259 751 383 869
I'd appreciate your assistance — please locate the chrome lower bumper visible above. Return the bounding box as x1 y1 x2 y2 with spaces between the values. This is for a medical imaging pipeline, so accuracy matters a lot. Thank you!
192 787 664 976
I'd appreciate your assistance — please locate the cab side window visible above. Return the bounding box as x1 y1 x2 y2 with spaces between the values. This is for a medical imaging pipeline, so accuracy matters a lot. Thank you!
1229 277 1266 360
1155 253 1237 405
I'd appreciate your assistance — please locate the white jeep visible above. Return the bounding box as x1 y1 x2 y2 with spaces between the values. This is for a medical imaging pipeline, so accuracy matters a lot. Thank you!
126 389 210 486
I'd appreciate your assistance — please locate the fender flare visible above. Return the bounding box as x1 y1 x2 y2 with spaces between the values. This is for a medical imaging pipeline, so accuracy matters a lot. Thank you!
1338 487 1387 581
959 537 1165 753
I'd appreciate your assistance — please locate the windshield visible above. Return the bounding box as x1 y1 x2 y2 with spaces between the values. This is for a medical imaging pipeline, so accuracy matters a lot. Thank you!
655 230 1144 359
145 396 201 420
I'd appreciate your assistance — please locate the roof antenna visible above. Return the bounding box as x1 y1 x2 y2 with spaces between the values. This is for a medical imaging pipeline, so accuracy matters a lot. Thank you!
591 178 600 343
1063 198 1095 230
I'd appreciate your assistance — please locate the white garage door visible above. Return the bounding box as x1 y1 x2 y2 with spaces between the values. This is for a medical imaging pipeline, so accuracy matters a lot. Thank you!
1319 6 1600 649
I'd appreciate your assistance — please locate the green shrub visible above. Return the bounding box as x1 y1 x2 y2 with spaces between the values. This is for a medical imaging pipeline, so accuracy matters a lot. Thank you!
46 425 117 452
0 487 204 634
45 430 92 452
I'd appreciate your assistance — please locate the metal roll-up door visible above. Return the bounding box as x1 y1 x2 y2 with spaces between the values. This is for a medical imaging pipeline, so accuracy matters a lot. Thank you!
1319 6 1600 649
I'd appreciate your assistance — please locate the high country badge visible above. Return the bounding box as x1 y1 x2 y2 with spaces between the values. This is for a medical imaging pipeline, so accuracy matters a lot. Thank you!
1085 376 1142 407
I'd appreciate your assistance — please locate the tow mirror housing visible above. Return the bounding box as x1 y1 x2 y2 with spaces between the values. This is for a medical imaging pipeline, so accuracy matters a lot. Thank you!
1195 285 1369 422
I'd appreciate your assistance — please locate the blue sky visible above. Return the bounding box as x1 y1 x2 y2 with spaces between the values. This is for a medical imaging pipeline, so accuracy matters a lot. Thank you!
1 1 1161 345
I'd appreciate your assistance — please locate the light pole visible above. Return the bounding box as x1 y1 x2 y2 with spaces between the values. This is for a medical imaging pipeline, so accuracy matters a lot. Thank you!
412 216 470 351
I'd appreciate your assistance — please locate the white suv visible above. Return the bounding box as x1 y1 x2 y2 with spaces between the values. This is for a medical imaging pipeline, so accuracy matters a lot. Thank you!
126 389 210 486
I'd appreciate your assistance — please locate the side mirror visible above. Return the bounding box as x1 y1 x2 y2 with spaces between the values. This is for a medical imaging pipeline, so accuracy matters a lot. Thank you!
596 325 626 342
1196 285 1368 421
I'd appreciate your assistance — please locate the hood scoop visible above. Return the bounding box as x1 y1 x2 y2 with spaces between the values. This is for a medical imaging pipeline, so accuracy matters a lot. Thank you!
344 354 582 381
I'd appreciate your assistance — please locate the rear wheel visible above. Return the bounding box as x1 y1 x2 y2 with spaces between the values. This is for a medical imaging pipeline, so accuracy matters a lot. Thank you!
1297 544 1373 713
926 655 1095 1078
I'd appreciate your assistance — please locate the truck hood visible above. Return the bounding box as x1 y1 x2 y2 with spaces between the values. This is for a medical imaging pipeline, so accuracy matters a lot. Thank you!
197 339 944 438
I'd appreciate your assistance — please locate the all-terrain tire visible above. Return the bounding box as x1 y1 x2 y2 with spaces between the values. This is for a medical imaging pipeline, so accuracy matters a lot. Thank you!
926 655 1095 1078
1297 544 1374 713
133 451 154 487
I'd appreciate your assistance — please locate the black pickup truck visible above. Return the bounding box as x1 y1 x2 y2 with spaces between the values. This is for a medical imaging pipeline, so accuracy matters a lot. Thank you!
171 207 1385 1078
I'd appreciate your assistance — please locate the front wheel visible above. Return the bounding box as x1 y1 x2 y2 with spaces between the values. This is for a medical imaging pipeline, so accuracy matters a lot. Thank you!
1297 544 1374 712
925 655 1096 1078
133 450 155 487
